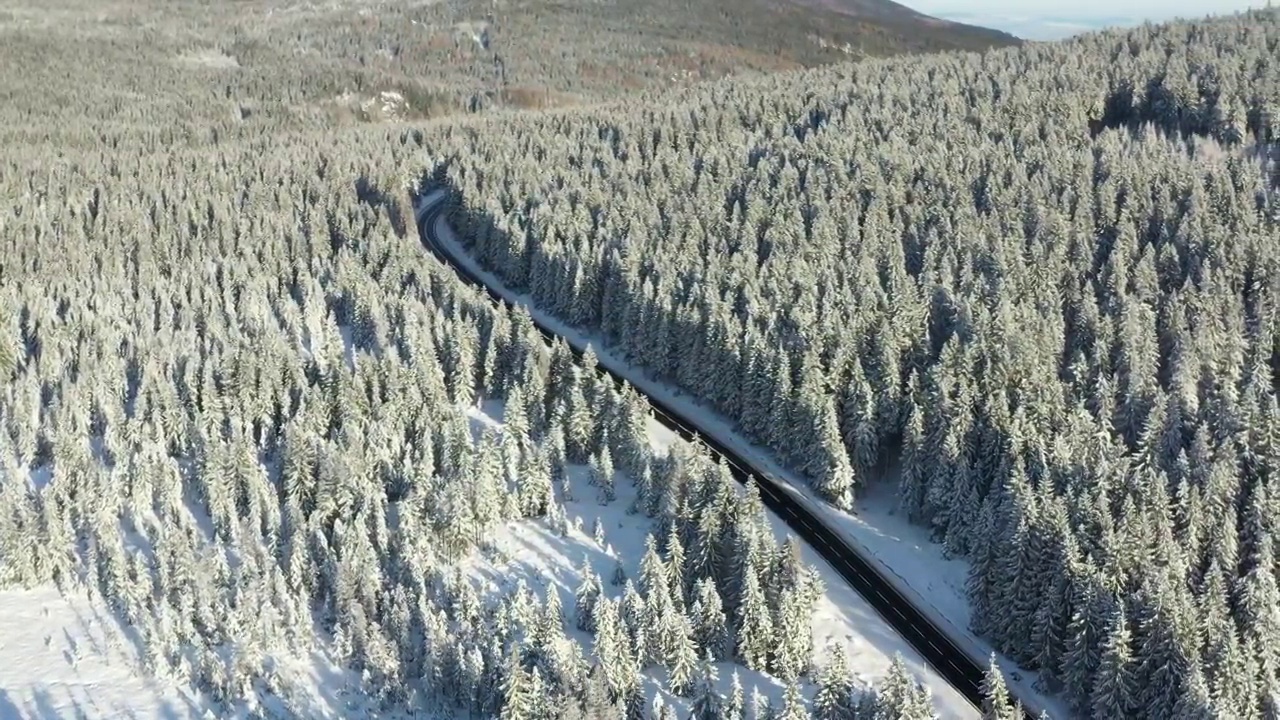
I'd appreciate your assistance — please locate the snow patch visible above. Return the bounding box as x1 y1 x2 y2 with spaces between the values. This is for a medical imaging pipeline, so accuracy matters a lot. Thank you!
0 585 206 719
359 91 408 120
23 464 52 491
453 21 490 49
177 49 239 70
333 90 409 123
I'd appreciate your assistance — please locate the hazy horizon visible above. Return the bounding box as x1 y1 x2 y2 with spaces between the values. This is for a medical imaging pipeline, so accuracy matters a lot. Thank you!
907 0 1272 39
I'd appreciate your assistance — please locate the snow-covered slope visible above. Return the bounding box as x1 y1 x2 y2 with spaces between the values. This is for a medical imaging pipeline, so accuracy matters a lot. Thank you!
0 586 205 719
461 399 977 718
0 582 450 720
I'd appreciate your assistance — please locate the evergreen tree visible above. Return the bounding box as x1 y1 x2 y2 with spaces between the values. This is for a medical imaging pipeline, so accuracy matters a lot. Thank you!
735 566 774 672
725 671 746 720
667 614 699 697
500 649 535 720
591 446 617 504
749 685 772 720
576 559 604 632
666 526 689 611
689 651 724 720
1062 585 1104 713
813 643 855 720
691 578 730 661
1091 604 1137 720
776 678 808 720
981 654 1019 720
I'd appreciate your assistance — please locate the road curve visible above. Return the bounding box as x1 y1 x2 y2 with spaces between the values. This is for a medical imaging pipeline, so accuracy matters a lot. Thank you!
413 187 1037 719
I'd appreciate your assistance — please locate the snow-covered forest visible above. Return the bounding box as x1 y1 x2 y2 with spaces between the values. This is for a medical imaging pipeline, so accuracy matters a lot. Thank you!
0 0 1034 716
0 107 991 717
4 0 1278 716
428 9 1280 719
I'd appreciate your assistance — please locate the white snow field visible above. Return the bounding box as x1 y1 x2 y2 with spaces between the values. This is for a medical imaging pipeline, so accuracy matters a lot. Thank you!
0 582 443 720
0 585 206 719
424 188 1065 718
461 399 976 719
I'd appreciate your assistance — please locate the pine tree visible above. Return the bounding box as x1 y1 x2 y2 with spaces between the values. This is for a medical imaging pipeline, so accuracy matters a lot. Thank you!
776 678 807 720
691 578 730 661
1062 584 1103 713
656 700 679 720
897 394 928 522
879 655 931 720
814 397 856 510
813 643 855 720
667 614 699 697
576 559 603 632
1090 604 1137 720
725 671 746 720
504 385 532 444
564 369 595 464
735 566 774 672
666 526 688 610
614 383 651 477
623 679 647 720
591 446 617 504
582 662 616 717
500 648 534 720
1171 662 1213 719
771 582 814 682
516 440 553 517
595 596 638 702
749 685 772 720
689 651 724 720
981 654 1019 720
621 579 648 651
965 495 1002 638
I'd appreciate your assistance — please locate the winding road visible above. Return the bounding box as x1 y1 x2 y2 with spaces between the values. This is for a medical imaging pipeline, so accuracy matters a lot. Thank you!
413 187 1038 719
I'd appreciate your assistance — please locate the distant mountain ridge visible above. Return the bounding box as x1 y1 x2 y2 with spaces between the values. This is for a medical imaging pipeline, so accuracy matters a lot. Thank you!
769 0 1022 51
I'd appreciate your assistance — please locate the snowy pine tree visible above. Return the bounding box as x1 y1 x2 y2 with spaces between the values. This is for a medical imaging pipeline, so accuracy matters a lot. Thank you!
689 651 724 720
981 654 1019 720
576 559 604 632
735 566 774 672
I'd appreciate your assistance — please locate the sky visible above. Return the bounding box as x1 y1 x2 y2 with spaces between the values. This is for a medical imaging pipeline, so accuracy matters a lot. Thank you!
908 0 1272 39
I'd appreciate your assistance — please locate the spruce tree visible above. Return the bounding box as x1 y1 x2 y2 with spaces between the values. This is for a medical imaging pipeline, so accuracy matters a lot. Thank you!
1091 604 1137 720
776 679 807 720
691 578 730 661
813 643 855 720
725 671 746 720
500 649 534 720
981 654 1019 720
667 614 699 697
689 651 724 720
735 566 774 672
575 559 603 633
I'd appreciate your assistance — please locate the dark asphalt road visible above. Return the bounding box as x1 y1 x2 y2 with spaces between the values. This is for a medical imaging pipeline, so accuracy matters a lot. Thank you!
414 189 1039 719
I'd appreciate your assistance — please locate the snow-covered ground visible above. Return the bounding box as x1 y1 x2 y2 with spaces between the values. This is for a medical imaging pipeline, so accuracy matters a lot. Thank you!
461 399 977 718
0 586 205 719
423 188 1067 718
0 583 441 720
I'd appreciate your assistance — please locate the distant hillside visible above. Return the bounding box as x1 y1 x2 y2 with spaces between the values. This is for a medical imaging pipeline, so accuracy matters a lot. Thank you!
0 0 1016 142
482 0 1020 96
772 0 1020 51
